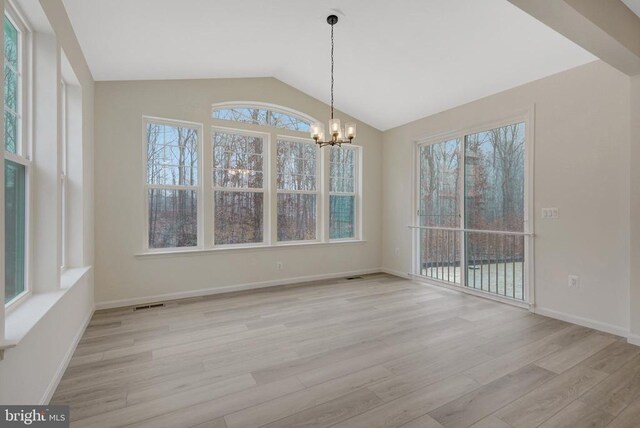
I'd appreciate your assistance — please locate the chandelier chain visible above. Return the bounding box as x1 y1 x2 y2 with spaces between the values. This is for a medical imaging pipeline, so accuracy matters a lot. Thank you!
330 21 334 120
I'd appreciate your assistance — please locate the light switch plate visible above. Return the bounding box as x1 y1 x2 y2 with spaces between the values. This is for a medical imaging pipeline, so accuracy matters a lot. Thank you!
542 208 559 219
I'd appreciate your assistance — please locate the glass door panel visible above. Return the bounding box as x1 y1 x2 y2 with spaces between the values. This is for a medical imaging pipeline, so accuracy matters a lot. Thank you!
464 122 526 300
418 139 461 284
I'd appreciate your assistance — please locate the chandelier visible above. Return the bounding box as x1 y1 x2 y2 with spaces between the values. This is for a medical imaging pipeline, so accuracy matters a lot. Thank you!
311 15 356 147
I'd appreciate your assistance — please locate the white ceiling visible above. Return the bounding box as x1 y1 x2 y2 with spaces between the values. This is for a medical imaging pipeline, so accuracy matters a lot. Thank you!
63 0 595 130
623 0 640 17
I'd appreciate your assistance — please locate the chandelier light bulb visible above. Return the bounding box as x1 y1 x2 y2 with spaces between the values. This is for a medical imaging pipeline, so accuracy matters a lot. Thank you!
345 122 356 139
310 122 322 139
329 118 341 136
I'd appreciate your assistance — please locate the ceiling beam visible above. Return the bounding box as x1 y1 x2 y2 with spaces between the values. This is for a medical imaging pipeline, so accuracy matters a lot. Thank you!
508 0 640 76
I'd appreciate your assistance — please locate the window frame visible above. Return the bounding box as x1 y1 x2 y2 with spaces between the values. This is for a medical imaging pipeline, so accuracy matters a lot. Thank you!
211 125 270 248
275 135 320 244
59 79 67 272
142 116 204 253
328 145 361 242
4 2 32 311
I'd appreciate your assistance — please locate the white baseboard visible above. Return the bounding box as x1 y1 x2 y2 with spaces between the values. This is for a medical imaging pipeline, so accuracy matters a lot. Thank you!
380 267 411 279
532 306 628 338
95 268 382 310
40 308 94 404
628 333 640 347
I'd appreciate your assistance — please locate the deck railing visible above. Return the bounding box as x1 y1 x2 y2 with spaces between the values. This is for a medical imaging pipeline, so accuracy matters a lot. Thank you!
411 226 531 302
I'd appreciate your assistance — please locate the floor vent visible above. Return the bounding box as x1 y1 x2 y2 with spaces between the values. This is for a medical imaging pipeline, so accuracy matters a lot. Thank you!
346 276 364 280
134 303 165 311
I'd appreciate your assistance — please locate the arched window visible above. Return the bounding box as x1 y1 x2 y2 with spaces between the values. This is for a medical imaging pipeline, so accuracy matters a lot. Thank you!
211 102 314 132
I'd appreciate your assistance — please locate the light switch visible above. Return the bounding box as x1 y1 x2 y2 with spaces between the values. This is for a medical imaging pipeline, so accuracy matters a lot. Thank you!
542 208 559 219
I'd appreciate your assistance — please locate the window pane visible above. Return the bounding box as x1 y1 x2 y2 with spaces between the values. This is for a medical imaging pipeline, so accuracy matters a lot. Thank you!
148 189 197 248
146 122 199 186
214 191 263 245
213 107 266 125
4 16 17 69
268 111 310 132
5 159 26 303
4 109 17 153
277 140 316 191
4 15 19 154
330 147 356 193
4 66 17 112
418 139 461 228
212 107 311 132
213 131 264 189
465 123 525 232
278 194 316 241
330 195 355 239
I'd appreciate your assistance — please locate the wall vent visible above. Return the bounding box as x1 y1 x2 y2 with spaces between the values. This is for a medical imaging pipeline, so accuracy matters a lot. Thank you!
346 276 364 280
134 303 165 311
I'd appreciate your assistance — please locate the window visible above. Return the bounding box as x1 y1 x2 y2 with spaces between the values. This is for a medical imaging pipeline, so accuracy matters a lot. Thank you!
212 104 312 132
145 119 200 249
142 103 362 253
329 146 358 240
213 129 265 245
277 138 318 241
415 120 529 303
4 11 28 305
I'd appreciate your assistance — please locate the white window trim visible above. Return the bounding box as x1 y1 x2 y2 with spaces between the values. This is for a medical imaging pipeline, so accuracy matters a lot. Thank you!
4 1 32 311
142 116 204 253
59 79 67 273
275 135 321 244
410 107 535 306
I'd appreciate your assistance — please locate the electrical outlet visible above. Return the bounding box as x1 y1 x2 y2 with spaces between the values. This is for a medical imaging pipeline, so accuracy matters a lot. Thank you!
542 208 559 219
276 261 283 270
568 275 579 289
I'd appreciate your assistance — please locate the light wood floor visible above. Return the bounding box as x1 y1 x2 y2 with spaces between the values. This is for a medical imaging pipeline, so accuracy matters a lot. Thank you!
52 273 640 428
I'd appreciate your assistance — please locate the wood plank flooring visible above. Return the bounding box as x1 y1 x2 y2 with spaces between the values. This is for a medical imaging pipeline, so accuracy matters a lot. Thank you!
52 274 640 427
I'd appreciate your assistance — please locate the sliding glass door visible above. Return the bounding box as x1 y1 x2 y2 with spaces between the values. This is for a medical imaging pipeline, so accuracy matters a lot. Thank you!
415 120 530 303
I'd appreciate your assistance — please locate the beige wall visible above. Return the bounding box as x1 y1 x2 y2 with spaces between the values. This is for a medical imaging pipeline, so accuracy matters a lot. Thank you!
94 77 382 306
382 61 631 333
630 75 640 341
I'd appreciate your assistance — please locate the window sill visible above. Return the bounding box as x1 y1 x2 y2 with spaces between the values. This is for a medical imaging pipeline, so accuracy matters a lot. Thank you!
135 239 367 258
61 266 91 289
3 266 91 351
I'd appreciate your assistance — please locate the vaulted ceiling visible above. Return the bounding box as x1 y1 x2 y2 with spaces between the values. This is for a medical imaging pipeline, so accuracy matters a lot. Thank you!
63 0 595 130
